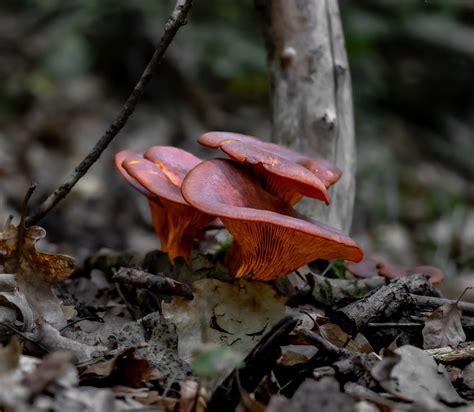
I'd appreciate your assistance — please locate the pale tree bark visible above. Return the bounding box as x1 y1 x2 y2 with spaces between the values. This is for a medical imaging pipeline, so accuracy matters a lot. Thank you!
255 0 356 233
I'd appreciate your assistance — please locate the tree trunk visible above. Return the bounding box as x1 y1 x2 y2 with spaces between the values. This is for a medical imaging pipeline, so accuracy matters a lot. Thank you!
255 0 356 233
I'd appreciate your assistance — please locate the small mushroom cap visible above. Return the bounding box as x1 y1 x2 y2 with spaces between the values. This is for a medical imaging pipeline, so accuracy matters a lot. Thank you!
117 150 215 264
198 132 330 204
199 131 342 189
182 159 363 280
144 146 201 186
115 150 154 197
121 152 185 205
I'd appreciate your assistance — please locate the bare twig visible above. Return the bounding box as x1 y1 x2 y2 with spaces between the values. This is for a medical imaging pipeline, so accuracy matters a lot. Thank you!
15 184 36 272
112 267 194 299
411 294 474 316
26 0 193 227
296 327 344 356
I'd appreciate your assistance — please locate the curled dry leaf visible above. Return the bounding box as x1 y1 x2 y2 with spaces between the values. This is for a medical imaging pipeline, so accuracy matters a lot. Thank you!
0 287 34 332
0 224 75 328
422 302 466 349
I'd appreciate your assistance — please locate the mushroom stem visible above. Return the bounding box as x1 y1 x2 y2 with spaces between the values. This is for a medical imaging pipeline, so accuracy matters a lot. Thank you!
162 199 214 264
148 200 169 253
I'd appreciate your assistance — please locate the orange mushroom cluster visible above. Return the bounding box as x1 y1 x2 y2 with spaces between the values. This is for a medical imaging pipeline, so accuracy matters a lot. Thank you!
115 132 364 281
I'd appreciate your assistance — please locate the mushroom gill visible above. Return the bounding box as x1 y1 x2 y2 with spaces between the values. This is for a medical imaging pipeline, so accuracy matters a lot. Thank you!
182 159 363 281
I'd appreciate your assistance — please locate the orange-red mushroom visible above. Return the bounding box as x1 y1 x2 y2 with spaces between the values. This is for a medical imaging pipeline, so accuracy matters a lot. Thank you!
181 159 363 281
344 258 445 284
198 132 342 205
115 148 215 264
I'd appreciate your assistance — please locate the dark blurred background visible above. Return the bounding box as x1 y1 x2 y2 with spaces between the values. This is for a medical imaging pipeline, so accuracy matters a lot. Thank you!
0 0 473 295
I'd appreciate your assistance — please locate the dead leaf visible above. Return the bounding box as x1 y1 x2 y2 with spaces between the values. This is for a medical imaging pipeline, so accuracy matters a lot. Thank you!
22 351 75 402
0 224 75 282
289 378 354 412
372 345 464 405
279 348 312 367
80 347 160 388
0 224 75 328
162 278 286 361
0 288 34 331
422 302 466 349
0 338 40 410
0 337 21 374
463 362 474 390
319 323 373 353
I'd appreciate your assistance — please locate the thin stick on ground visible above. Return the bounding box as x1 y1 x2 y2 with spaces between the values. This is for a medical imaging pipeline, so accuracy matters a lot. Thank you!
26 0 193 227
112 267 194 299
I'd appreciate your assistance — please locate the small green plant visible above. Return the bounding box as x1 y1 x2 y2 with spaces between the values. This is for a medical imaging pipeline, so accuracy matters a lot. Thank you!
191 343 243 383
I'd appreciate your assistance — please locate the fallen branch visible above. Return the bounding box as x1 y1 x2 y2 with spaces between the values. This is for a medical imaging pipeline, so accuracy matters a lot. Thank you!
334 275 439 333
411 294 474 317
26 0 193 227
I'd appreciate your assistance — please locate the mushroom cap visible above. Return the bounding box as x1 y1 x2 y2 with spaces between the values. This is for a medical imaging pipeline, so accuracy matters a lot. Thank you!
199 131 342 191
122 152 186 205
115 150 154 197
116 149 215 264
198 132 331 204
345 258 445 284
144 146 201 186
181 159 363 280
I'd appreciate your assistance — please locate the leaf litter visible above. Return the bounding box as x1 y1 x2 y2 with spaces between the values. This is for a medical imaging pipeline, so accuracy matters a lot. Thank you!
1 224 474 410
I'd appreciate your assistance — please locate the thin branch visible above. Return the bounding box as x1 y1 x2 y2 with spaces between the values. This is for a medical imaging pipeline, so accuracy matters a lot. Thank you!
411 293 474 316
112 267 194 299
15 184 36 271
26 0 193 227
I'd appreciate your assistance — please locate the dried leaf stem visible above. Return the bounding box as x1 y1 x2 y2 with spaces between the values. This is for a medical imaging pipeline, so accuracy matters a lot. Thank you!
26 0 193 227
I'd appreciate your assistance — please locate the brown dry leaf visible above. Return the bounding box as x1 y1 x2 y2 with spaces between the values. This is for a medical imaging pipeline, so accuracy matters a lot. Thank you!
0 224 75 328
0 336 21 374
422 302 466 349
79 347 160 388
319 323 373 353
0 224 75 281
